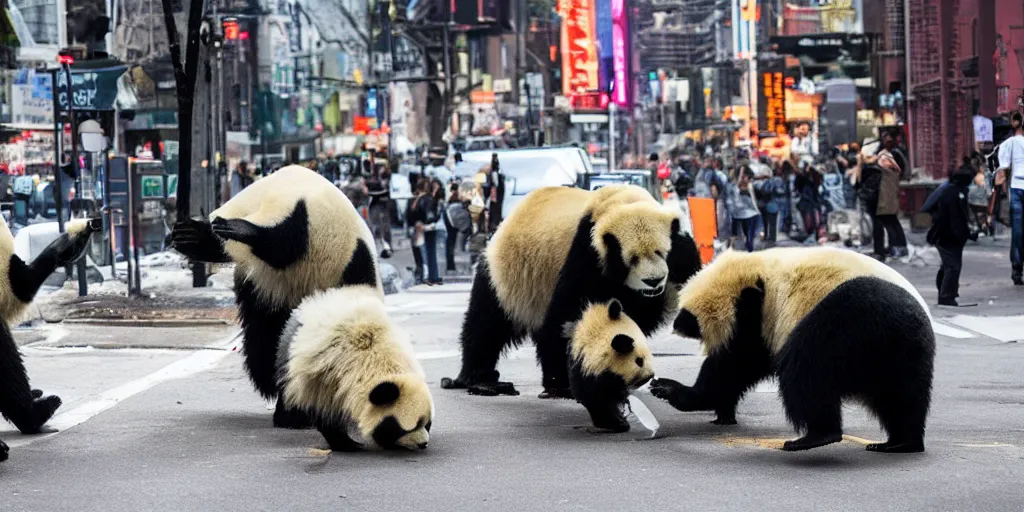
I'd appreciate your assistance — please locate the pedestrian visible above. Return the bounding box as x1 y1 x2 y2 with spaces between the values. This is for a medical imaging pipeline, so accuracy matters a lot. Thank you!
726 165 762 252
861 130 908 261
755 165 787 247
408 180 428 285
966 153 992 236
924 165 976 306
444 181 471 274
997 111 1024 285
418 179 443 285
484 153 505 232
366 160 393 258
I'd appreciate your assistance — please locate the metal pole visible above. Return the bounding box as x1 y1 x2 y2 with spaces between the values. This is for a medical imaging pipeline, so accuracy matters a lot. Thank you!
609 102 616 171
51 69 66 235
903 0 914 170
63 62 88 296
102 150 114 275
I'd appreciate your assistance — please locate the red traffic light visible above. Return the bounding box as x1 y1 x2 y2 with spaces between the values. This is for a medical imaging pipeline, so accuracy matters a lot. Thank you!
223 20 239 40
238 31 249 40
57 54 74 65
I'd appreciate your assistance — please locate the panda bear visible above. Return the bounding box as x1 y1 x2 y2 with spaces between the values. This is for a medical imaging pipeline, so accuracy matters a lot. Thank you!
1 218 99 462
169 165 382 429
650 247 935 453
441 184 702 399
276 285 433 452
565 298 654 433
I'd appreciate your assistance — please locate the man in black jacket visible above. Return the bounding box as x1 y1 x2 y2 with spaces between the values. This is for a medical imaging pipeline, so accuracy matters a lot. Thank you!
924 166 976 307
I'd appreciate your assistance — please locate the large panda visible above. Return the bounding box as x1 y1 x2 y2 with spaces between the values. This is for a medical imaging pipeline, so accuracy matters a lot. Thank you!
441 184 702 398
276 285 433 452
650 247 935 453
1 218 99 462
565 299 654 433
170 165 382 428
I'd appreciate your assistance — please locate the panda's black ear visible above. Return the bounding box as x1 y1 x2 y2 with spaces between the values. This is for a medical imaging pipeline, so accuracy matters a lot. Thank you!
607 299 623 320
673 309 702 339
611 334 635 354
671 218 680 234
369 381 400 406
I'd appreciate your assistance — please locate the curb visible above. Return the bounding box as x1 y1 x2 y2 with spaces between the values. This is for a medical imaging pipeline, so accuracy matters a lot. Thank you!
61 318 234 328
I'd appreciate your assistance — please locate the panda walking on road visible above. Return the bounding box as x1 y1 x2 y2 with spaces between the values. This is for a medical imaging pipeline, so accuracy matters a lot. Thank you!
651 247 935 453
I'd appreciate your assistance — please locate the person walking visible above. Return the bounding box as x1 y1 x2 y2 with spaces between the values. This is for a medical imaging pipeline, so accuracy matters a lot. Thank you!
444 181 471 274
997 111 1024 285
483 154 505 232
862 130 908 261
726 165 762 252
366 160 393 258
755 165 787 247
924 165 976 306
421 179 444 285
407 181 429 285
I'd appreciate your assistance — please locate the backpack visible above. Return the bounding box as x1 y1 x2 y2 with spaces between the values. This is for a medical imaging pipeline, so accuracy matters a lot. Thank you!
447 202 472 232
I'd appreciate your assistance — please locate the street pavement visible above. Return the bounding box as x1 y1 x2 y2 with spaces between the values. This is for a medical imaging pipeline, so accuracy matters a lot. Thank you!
3 246 1024 512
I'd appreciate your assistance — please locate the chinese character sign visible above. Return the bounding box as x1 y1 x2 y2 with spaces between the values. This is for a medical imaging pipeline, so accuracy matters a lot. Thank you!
560 0 599 95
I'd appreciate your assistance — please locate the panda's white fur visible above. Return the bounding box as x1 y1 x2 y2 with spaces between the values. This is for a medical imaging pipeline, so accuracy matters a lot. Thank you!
0 218 91 323
486 184 682 332
677 247 930 355
569 300 655 385
210 165 382 308
278 285 433 450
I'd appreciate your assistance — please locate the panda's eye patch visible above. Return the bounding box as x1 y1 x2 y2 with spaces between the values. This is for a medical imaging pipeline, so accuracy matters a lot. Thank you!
414 418 425 430
425 421 432 432
635 357 644 367
655 250 664 259
630 255 639 266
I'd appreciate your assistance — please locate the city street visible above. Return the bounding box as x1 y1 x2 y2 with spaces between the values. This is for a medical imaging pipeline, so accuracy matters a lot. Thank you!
3 251 1023 512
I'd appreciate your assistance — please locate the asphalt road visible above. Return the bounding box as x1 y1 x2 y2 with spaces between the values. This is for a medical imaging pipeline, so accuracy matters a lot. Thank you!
3 254 1024 512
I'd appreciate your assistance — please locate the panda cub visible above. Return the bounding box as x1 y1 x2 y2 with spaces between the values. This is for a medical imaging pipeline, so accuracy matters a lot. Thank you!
566 299 654 433
276 286 433 452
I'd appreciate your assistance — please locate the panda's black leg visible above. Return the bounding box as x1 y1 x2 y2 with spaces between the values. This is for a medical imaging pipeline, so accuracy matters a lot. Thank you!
583 399 630 433
0 438 8 462
211 200 310 270
651 346 770 425
441 260 519 396
667 228 703 285
863 377 930 454
273 398 312 429
535 326 573 399
0 322 62 434
169 218 231 263
317 423 364 452
778 358 844 452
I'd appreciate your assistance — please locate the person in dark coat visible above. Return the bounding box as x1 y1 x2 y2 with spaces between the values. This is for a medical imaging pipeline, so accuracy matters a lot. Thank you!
483 153 505 232
924 165 977 307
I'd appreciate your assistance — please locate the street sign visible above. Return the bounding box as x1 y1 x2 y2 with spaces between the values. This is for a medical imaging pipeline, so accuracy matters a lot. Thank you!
140 175 164 199
167 175 178 198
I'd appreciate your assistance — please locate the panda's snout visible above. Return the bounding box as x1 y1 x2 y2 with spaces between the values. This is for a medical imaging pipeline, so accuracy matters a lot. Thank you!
417 442 428 450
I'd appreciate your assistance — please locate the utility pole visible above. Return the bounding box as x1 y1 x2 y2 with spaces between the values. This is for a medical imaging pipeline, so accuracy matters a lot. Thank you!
442 0 453 143
609 102 616 171
59 55 89 296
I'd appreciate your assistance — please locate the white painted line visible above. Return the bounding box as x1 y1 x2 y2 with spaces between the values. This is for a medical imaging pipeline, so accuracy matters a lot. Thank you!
930 321 977 340
945 315 1024 343
7 331 240 449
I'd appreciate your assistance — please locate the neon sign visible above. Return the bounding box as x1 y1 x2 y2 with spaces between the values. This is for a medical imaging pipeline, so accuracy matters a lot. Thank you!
611 0 630 106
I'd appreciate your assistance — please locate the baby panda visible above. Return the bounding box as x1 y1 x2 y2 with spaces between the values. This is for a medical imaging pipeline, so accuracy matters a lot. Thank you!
276 285 433 452
566 299 654 433
1 218 99 462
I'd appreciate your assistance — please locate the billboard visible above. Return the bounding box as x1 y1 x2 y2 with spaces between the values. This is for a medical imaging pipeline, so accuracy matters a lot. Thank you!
611 0 631 107
758 58 786 136
560 0 599 95
595 0 613 94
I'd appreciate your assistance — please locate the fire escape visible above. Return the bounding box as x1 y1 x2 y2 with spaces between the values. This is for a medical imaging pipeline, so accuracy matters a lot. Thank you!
907 0 961 179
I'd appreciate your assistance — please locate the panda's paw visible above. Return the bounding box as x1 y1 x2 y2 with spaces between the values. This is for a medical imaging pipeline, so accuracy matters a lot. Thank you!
211 217 261 245
0 439 8 462
439 377 466 390
17 395 62 434
467 382 519 396
31 389 43 399
865 439 925 454
781 432 843 451
273 405 313 429
649 378 706 411
538 387 573 400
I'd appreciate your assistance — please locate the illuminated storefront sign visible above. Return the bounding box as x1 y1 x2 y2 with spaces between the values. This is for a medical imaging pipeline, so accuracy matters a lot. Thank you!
559 0 599 95
611 0 631 106
758 59 786 135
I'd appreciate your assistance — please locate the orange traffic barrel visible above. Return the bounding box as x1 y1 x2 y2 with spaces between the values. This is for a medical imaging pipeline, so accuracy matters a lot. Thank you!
687 197 717 264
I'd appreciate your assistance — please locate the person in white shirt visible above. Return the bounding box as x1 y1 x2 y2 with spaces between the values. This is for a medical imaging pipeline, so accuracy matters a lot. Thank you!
997 111 1024 285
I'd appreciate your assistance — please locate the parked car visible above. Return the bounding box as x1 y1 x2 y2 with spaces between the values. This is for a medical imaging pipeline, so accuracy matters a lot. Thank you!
461 146 596 187
497 156 577 218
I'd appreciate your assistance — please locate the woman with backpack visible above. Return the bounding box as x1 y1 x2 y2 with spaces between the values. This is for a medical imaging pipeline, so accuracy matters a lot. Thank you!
444 181 472 274
755 166 788 247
